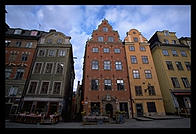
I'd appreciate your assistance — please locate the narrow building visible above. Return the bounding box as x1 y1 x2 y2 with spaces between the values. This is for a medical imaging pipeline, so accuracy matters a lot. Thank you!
5 27 44 118
82 19 131 118
149 30 191 116
22 29 75 121
124 29 165 117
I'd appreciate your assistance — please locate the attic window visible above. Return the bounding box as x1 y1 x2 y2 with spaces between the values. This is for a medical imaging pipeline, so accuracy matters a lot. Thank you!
31 31 38 36
164 31 169 36
14 30 22 35
103 27 108 32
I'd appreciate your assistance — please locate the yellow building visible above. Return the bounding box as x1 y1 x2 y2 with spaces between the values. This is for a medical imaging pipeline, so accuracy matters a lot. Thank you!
124 29 165 117
149 30 191 116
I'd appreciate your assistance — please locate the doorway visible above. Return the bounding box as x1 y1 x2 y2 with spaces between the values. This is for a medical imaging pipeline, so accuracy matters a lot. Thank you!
136 103 143 117
105 103 113 118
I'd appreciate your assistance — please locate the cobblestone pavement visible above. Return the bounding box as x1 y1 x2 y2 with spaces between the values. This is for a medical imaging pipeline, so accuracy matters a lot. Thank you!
5 117 191 129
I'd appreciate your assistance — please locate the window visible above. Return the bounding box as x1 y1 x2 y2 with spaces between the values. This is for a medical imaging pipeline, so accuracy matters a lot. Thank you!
108 36 114 42
142 56 149 64
15 69 24 80
45 63 53 74
133 70 140 79
131 56 137 64
185 62 191 71
104 61 110 70
103 48 109 53
175 61 184 70
134 37 138 42
181 77 191 88
145 70 152 79
57 38 63 44
21 54 28 61
166 61 174 70
135 86 142 96
53 82 61 94
172 40 176 44
140 46 146 51
8 87 18 96
5 40 11 47
180 51 187 57
33 63 42 73
133 31 136 34
16 41 21 47
40 82 49 94
164 39 169 44
104 79 112 90
164 31 169 36
114 48 120 53
5 68 12 79
38 49 45 57
98 36 104 42
147 102 157 112
91 79 99 90
14 29 22 35
56 63 64 74
30 31 38 36
47 39 52 44
48 50 56 57
59 50 66 56
26 42 32 48
28 81 38 94
92 60 99 70
171 77 180 88
92 47 99 53
103 27 108 32
148 86 156 95
162 49 169 56
172 50 178 56
129 46 135 51
117 80 124 90
9 52 17 62
115 61 122 70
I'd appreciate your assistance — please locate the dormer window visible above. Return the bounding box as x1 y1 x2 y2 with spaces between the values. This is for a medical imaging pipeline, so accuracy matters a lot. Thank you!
57 38 63 44
164 39 169 44
14 29 22 35
103 27 108 32
164 31 169 36
47 39 52 44
134 37 138 42
31 31 38 36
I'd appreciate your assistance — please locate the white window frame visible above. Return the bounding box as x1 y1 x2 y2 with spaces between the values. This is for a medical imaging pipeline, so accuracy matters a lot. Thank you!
26 42 33 48
48 49 56 57
32 62 43 74
44 62 54 74
52 81 62 95
114 48 120 53
108 36 114 42
8 87 18 96
39 80 50 95
58 49 66 57
37 49 46 57
5 68 12 79
27 80 39 94
98 36 104 42
92 47 99 53
55 62 64 74
14 29 22 35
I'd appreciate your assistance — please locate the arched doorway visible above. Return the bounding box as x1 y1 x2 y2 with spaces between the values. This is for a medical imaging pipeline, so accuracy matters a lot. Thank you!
105 103 113 118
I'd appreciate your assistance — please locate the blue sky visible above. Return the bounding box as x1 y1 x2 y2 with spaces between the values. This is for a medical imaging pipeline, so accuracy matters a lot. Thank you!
5 5 191 91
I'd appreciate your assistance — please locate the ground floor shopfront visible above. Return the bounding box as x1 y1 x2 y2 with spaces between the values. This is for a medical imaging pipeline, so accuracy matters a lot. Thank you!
21 97 63 118
82 94 131 119
132 99 166 117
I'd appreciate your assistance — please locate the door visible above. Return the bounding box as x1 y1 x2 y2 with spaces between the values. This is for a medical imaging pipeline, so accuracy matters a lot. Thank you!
105 103 113 118
136 103 143 117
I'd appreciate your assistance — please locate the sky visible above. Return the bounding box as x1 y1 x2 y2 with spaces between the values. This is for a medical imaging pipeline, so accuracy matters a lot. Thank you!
5 5 191 91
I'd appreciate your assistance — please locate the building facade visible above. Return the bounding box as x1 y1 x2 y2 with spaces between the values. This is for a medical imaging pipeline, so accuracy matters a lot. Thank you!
82 19 131 118
149 30 191 115
5 27 44 118
179 37 191 49
124 29 165 117
22 29 75 121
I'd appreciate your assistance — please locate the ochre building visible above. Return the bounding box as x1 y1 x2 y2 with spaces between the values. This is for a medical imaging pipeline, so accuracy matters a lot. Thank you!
124 29 165 117
149 30 191 116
